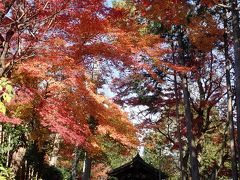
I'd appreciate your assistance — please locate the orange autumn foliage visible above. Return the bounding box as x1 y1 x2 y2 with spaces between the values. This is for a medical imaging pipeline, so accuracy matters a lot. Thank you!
2 0 139 157
188 14 223 52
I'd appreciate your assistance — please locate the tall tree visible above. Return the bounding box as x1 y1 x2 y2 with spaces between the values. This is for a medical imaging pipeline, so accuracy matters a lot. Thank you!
230 0 240 170
109 0 227 178
223 6 238 179
0 0 139 178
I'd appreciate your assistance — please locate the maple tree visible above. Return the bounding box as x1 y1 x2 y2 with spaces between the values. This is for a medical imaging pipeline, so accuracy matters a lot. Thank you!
1 0 240 179
0 0 139 179
107 0 237 179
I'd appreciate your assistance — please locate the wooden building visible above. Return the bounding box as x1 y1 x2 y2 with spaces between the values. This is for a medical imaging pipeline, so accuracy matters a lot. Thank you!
108 154 168 180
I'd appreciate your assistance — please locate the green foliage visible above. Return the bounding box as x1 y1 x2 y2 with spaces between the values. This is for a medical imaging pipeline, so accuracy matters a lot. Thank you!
99 135 136 168
59 168 71 180
0 102 6 115
148 22 167 35
0 78 14 114
201 137 219 170
0 124 27 164
0 163 14 180
142 131 178 178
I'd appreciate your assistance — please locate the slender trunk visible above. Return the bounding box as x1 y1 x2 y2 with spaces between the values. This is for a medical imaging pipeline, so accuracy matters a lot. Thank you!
17 160 25 180
178 31 200 180
79 59 96 180
25 161 29 180
174 74 186 180
6 134 11 167
0 123 2 144
231 0 240 170
49 134 60 166
10 147 26 175
82 152 92 180
224 8 238 179
0 41 8 69
181 75 200 180
71 147 81 180
172 41 185 180
182 150 189 179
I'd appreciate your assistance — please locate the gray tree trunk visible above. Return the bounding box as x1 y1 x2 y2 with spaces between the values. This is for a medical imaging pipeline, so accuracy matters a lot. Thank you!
172 41 185 180
224 9 238 179
82 152 92 180
181 75 200 180
49 134 61 166
174 74 186 180
231 0 240 171
10 147 26 175
178 31 200 180
71 147 81 180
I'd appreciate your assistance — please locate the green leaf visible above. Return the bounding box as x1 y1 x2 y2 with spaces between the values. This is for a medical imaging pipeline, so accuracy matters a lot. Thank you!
2 93 12 103
0 176 6 180
0 102 6 114
5 85 13 94
0 166 6 172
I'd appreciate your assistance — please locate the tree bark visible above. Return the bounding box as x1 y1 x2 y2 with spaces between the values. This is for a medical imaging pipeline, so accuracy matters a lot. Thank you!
181 75 200 180
82 152 92 180
224 8 238 179
49 134 61 166
230 0 240 171
178 31 200 180
172 41 185 180
10 147 26 175
174 74 186 180
0 123 4 144
71 147 81 180
6 134 11 167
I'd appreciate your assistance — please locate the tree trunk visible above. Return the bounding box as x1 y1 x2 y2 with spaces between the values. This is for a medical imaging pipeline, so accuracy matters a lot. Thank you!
172 41 185 180
182 150 189 179
174 75 186 180
82 152 92 180
0 123 3 144
10 147 26 175
6 134 11 167
178 31 200 180
181 75 200 180
231 0 240 170
49 134 61 166
71 147 81 180
224 8 238 179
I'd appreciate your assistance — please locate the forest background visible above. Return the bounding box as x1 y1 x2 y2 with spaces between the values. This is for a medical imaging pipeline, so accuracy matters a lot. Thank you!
0 0 240 179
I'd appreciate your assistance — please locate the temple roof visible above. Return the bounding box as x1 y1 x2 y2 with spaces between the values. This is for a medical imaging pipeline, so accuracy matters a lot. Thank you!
108 154 168 180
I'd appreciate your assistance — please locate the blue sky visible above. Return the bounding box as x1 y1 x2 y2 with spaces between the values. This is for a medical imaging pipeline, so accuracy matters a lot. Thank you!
105 0 121 7
105 0 113 7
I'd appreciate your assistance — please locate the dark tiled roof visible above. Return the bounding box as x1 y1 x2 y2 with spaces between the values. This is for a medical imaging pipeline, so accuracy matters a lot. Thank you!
108 154 168 179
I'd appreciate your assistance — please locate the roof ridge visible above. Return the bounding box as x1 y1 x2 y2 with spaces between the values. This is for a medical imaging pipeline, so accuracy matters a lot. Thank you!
108 153 168 179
